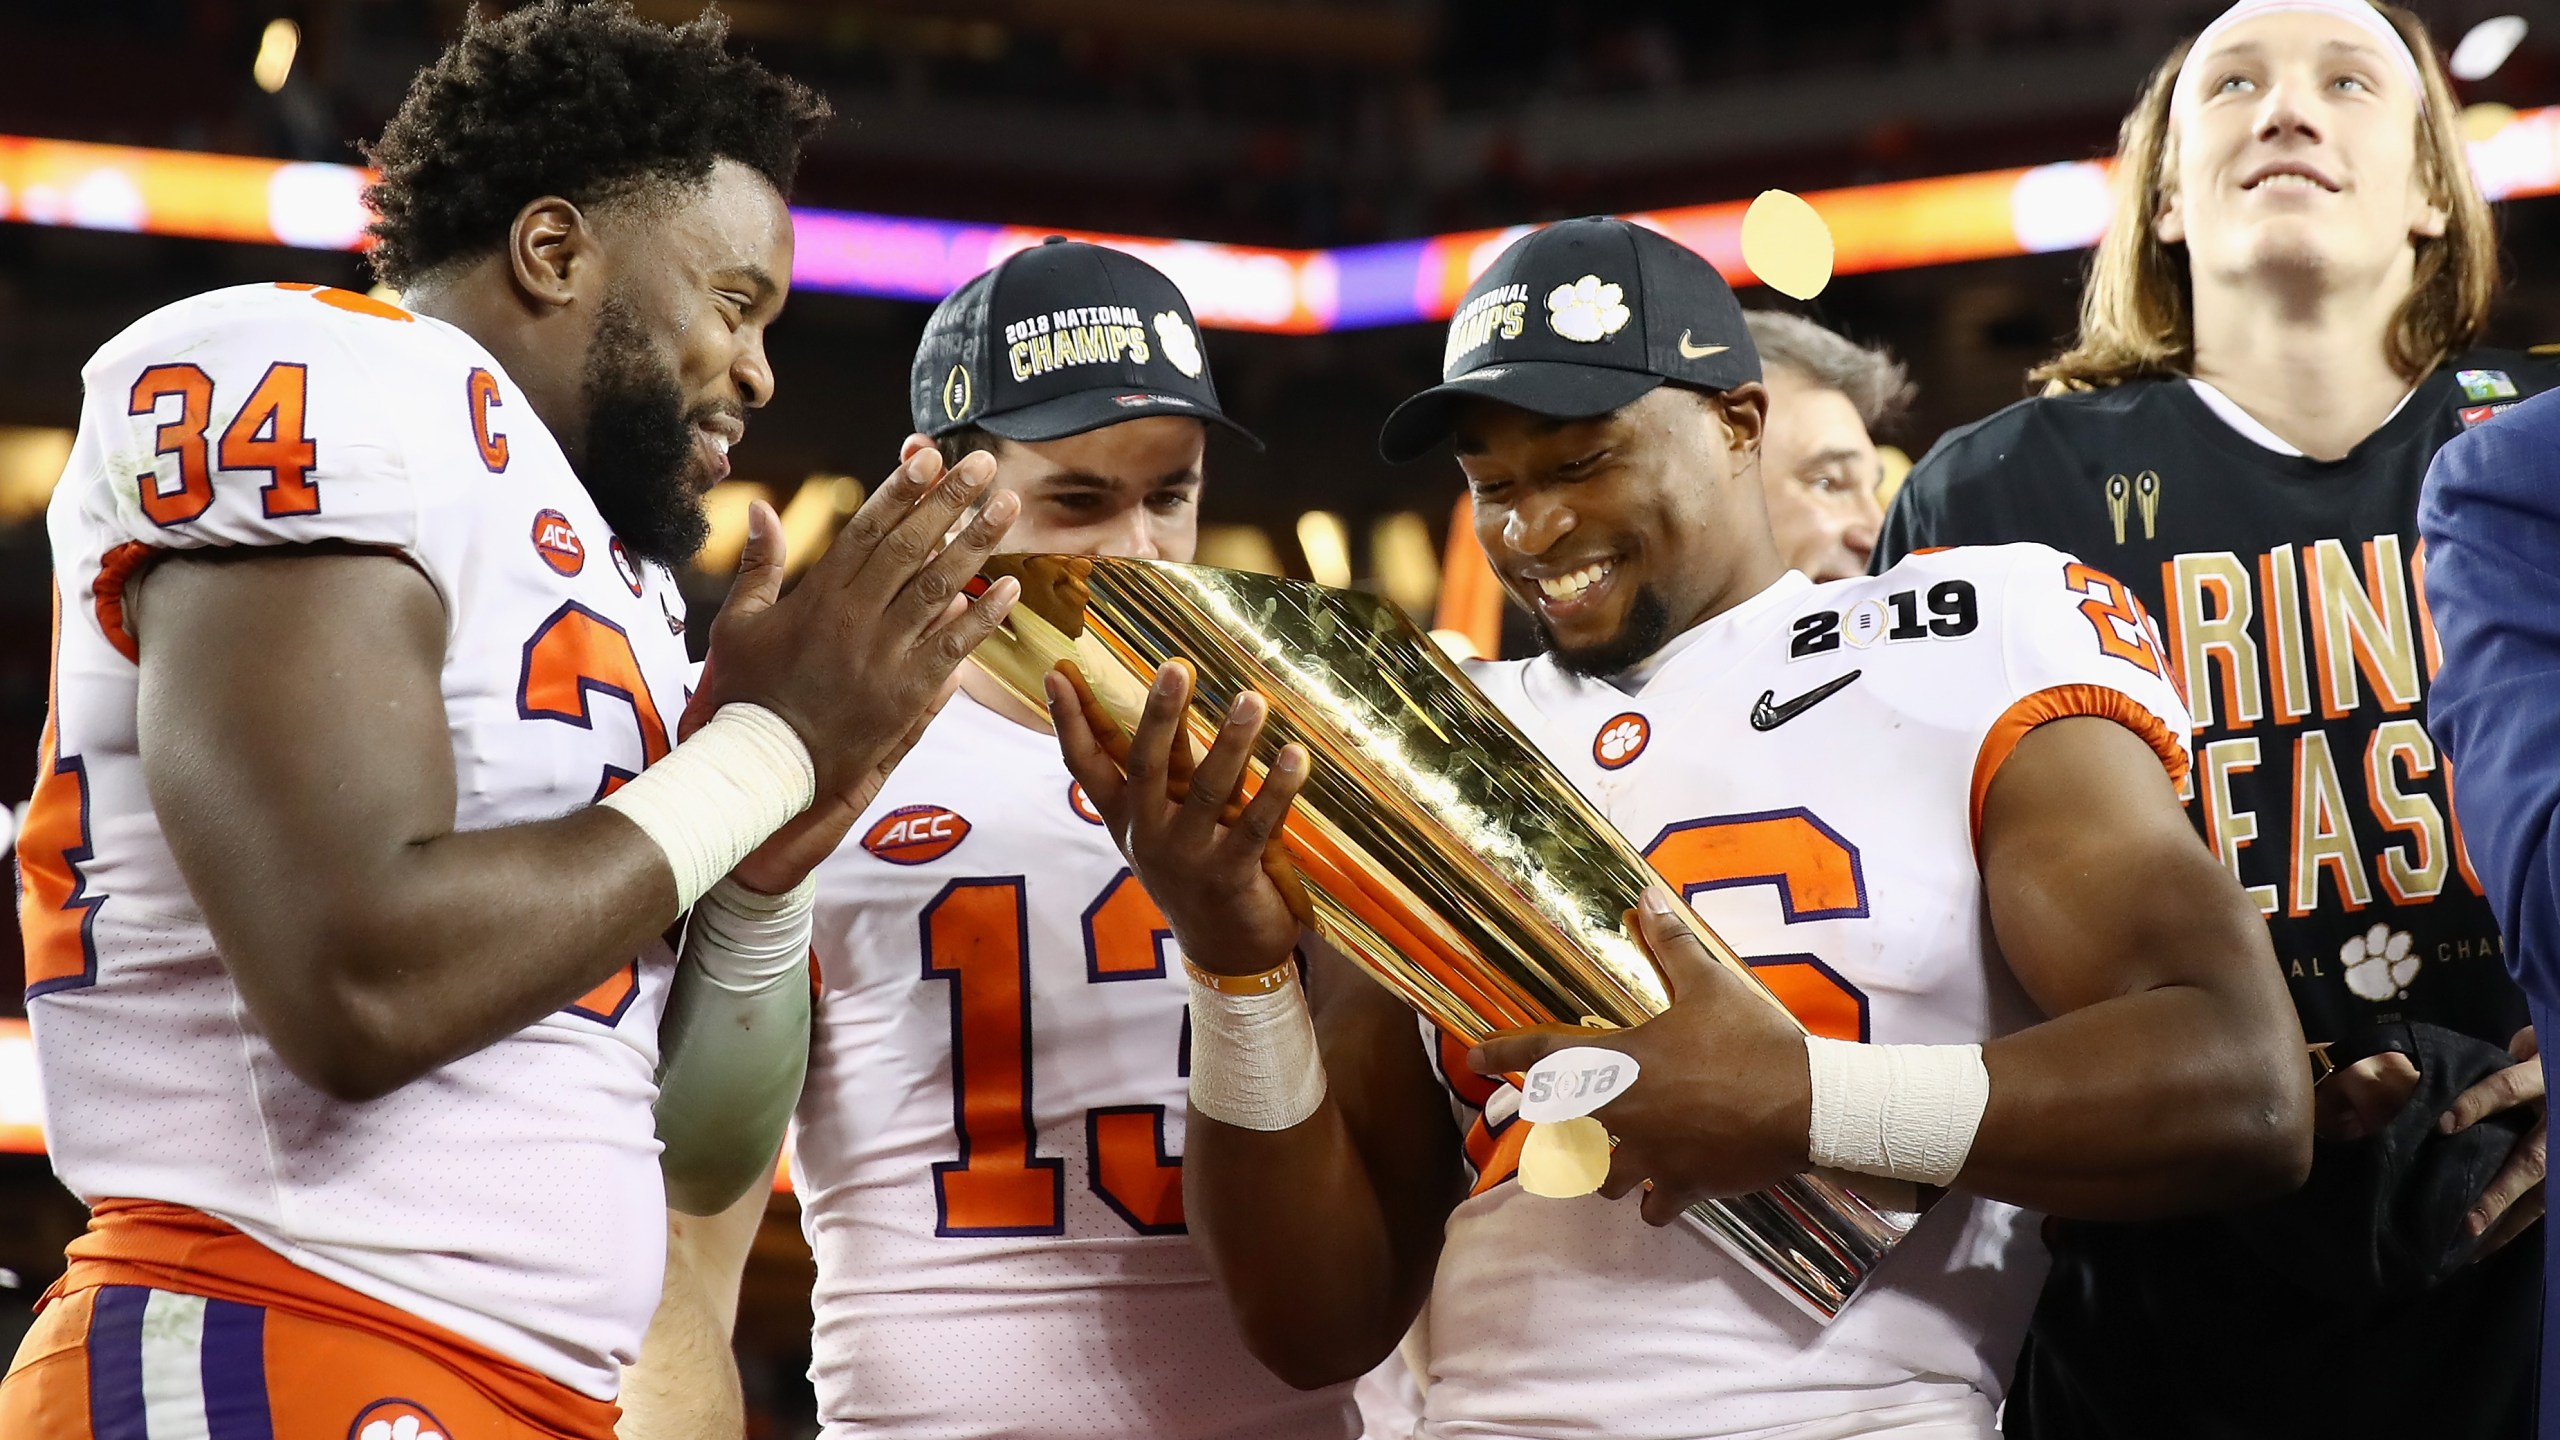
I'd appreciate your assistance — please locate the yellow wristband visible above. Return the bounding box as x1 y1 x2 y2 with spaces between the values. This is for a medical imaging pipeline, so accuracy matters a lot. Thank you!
1183 955 1296 996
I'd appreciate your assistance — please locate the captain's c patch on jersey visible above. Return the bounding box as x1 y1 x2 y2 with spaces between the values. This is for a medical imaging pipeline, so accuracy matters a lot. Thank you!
863 803 973 865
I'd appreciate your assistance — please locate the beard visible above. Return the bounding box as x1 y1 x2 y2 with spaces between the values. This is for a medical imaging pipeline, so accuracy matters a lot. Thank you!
577 291 714 569
1536 583 1674 679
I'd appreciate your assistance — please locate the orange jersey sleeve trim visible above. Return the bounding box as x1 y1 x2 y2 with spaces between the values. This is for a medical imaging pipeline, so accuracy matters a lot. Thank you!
1969 683 2191 850
50 1200 622 1435
91 542 160 664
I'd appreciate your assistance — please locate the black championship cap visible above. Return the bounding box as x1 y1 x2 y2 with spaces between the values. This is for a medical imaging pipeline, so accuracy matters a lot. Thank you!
1378 217 1760 463
912 236 1261 449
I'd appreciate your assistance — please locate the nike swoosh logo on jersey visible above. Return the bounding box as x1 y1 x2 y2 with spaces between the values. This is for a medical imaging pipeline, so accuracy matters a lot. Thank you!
1678 330 1728 359
1750 669 1861 731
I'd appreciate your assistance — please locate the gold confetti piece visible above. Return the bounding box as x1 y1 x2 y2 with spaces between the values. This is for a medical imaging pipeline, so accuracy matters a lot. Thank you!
2461 102 2518 143
1518 1116 1614 1198
1741 190 1835 302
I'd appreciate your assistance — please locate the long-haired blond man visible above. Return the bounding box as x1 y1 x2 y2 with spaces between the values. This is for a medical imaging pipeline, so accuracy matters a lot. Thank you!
1881 3 2548 1435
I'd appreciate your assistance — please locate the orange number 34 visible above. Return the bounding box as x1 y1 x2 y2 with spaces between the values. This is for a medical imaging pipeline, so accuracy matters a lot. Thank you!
128 361 319 526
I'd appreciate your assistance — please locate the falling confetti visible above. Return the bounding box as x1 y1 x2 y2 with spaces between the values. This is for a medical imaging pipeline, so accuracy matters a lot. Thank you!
1742 190 1836 301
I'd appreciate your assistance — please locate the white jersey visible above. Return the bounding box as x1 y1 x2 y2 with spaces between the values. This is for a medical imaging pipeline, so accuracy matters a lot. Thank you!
23 283 691 1397
1420 546 2193 1440
791 688 1358 1440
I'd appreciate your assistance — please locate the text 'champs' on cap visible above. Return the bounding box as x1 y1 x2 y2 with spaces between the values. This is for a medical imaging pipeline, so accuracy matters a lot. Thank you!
912 236 1261 450
1378 217 1761 463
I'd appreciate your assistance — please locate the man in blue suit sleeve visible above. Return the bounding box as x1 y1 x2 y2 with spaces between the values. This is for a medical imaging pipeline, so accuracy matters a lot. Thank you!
2420 386 2560 1424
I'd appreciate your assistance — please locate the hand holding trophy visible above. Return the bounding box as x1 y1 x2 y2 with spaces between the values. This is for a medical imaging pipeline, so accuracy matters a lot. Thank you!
973 552 1919 1321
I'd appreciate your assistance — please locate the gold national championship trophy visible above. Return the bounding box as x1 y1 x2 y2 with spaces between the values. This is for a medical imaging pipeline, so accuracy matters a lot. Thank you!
970 553 1921 1320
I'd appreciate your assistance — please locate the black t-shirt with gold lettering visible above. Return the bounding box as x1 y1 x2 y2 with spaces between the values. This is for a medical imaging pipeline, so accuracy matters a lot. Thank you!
1880 351 2560 1440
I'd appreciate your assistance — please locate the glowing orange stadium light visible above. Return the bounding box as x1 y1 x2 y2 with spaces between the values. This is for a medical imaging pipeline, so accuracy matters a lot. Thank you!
1 109 2559 329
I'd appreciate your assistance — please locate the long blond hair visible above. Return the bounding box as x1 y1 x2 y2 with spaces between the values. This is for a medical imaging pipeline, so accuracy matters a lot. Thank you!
2033 2 2495 390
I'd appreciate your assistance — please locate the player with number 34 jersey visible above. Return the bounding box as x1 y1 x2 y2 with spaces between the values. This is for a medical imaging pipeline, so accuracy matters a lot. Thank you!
6 17 1024 1435
29 281 695 1404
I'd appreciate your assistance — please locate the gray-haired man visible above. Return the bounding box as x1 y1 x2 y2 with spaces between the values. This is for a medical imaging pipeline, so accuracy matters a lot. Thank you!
1744 310 1913 582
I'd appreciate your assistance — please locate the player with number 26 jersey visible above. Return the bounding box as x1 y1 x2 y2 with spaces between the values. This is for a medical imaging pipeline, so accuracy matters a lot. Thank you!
26 281 689 1406
1426 543 2195 1436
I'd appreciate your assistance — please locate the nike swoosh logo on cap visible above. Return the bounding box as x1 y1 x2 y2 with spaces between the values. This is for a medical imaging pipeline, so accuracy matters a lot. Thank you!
1678 330 1728 359
1749 669 1860 732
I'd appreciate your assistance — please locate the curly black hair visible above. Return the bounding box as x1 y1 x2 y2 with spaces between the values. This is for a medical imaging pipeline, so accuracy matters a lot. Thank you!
363 2 830 289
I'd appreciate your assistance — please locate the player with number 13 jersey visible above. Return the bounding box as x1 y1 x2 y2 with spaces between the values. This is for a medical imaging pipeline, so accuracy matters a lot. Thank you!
780 241 1356 1439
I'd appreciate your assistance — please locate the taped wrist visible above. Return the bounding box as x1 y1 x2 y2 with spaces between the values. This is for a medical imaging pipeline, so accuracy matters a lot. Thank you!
1805 1036 1991 1188
1186 962 1327 1131
685 873 818 993
599 704 815 910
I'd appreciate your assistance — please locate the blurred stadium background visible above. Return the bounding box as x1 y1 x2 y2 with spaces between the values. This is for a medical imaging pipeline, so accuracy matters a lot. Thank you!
4 0 2560 1430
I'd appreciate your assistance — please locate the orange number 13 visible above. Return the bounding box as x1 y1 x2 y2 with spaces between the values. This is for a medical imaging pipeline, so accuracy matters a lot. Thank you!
922 872 1187 1237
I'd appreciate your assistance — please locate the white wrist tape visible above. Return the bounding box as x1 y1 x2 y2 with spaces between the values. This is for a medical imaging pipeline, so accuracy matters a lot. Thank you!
684 872 817 993
599 704 815 911
1805 1036 1991 1188
1186 965 1328 1131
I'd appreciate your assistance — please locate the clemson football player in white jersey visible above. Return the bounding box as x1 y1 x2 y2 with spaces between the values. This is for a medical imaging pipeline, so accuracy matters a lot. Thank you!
1052 218 2315 1440
3 8 1028 1438
622 238 1360 1439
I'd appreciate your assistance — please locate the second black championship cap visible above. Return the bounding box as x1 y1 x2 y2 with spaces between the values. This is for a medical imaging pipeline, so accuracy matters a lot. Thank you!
912 236 1261 449
1378 217 1760 463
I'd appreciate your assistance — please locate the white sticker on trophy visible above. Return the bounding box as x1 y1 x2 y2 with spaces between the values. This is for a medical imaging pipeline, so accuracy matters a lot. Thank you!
1518 1046 1640 1123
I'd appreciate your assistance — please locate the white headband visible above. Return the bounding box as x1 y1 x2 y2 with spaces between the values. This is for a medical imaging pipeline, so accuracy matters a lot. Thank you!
2171 0 2428 117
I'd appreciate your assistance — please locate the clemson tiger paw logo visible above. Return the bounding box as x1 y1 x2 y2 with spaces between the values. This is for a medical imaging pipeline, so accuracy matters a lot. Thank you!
2341 924 2421 1001
1592 712 1650 769
1545 275 1631 343
348 1400 448 1440
1153 311 1203 378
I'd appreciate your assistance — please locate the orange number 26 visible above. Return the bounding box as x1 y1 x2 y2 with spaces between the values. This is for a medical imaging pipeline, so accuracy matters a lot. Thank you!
1643 808 1872 1042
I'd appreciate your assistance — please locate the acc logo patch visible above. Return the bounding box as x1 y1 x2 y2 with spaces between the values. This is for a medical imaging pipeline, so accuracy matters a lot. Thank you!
1546 275 1631 343
1154 311 1204 378
347 1399 448 1440
863 804 972 864
531 510 583 576
610 536 645 596
1068 781 1106 826
1593 712 1649 769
